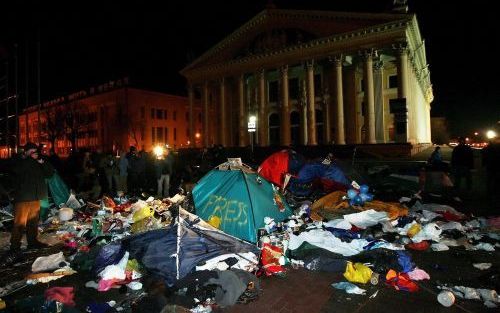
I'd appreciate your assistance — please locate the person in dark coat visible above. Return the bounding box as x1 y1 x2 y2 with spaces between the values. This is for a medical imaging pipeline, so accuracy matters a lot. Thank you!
9 142 54 254
451 137 474 190
482 138 500 205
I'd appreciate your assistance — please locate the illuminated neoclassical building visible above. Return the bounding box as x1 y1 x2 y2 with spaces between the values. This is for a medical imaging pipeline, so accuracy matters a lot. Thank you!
181 8 433 151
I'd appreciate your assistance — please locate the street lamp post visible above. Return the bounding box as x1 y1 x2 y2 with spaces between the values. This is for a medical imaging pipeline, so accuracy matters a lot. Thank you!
248 115 256 154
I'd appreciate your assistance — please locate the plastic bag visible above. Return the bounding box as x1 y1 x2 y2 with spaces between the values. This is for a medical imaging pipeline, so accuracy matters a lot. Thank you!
343 261 373 284
331 282 366 295
32 252 68 273
65 193 82 209
133 206 153 222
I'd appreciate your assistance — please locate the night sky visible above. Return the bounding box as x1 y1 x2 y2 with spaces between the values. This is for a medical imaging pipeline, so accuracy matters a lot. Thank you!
1 0 499 138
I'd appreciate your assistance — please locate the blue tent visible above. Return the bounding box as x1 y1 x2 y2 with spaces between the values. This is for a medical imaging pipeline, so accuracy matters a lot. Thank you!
288 161 350 196
94 210 259 286
193 167 292 243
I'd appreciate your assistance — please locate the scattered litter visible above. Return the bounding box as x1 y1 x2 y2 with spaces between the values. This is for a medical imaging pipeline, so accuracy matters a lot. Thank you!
473 263 492 270
369 290 379 299
437 291 455 307
331 282 367 295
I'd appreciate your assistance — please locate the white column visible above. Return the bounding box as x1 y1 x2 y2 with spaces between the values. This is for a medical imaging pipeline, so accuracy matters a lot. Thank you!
219 78 227 146
396 44 409 143
363 51 376 144
238 74 247 147
188 84 195 147
258 69 267 146
333 56 345 144
306 60 317 145
202 82 209 147
280 65 291 146
374 60 385 143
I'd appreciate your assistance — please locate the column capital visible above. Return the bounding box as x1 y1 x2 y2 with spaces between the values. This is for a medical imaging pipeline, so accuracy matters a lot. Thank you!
392 42 409 54
279 65 288 76
305 60 314 70
256 68 265 78
328 54 344 67
359 49 378 60
373 59 384 71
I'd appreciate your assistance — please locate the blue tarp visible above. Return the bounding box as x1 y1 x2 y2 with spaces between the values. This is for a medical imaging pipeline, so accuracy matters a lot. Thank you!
193 169 292 243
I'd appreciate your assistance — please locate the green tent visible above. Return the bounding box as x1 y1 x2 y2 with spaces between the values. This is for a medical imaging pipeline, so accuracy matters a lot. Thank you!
40 173 70 220
193 166 292 243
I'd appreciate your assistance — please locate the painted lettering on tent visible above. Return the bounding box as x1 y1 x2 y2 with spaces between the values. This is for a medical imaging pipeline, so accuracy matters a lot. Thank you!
193 168 292 242
200 194 249 226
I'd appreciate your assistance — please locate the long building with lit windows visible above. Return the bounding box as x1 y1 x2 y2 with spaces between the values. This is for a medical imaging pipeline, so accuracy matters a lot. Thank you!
180 8 433 153
18 78 202 156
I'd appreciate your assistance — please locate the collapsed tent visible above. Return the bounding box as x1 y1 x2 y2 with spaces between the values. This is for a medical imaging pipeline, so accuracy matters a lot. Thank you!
288 161 350 197
258 150 305 189
193 164 292 243
96 209 260 286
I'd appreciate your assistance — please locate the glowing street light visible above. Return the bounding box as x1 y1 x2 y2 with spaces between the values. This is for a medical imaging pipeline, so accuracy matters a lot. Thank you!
486 130 497 139
153 145 164 158
195 132 201 139
474 132 479 136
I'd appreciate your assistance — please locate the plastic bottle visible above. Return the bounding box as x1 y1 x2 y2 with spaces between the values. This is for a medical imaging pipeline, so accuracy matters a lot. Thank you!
370 272 380 285
437 291 455 307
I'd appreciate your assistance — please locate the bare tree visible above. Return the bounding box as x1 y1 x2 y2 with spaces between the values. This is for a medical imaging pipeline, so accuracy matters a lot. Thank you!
44 105 66 150
127 119 144 147
64 101 90 151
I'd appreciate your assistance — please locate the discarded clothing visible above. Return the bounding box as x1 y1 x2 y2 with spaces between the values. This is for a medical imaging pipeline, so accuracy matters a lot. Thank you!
45 286 76 307
411 223 442 243
343 210 389 229
196 252 258 272
261 243 285 275
205 269 259 308
396 251 415 273
431 243 449 251
304 255 347 273
407 268 430 281
288 228 369 257
325 227 361 242
406 241 430 251
385 270 419 292
364 200 408 220
323 219 352 230
350 249 404 274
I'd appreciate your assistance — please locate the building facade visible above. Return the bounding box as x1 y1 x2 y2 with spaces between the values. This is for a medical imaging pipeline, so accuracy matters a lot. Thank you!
181 9 433 150
19 80 202 156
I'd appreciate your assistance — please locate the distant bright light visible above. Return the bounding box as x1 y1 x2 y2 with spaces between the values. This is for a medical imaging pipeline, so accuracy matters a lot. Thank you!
249 116 257 123
486 130 497 139
474 132 479 136
153 145 164 158
195 132 201 139
187 140 190 145
465 137 470 141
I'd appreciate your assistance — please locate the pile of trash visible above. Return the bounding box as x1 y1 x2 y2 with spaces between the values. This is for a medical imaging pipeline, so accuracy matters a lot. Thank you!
0 155 499 312
254 179 500 309
1 189 263 312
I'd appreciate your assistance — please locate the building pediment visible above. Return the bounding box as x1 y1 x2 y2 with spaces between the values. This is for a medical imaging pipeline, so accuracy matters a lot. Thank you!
181 9 409 75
